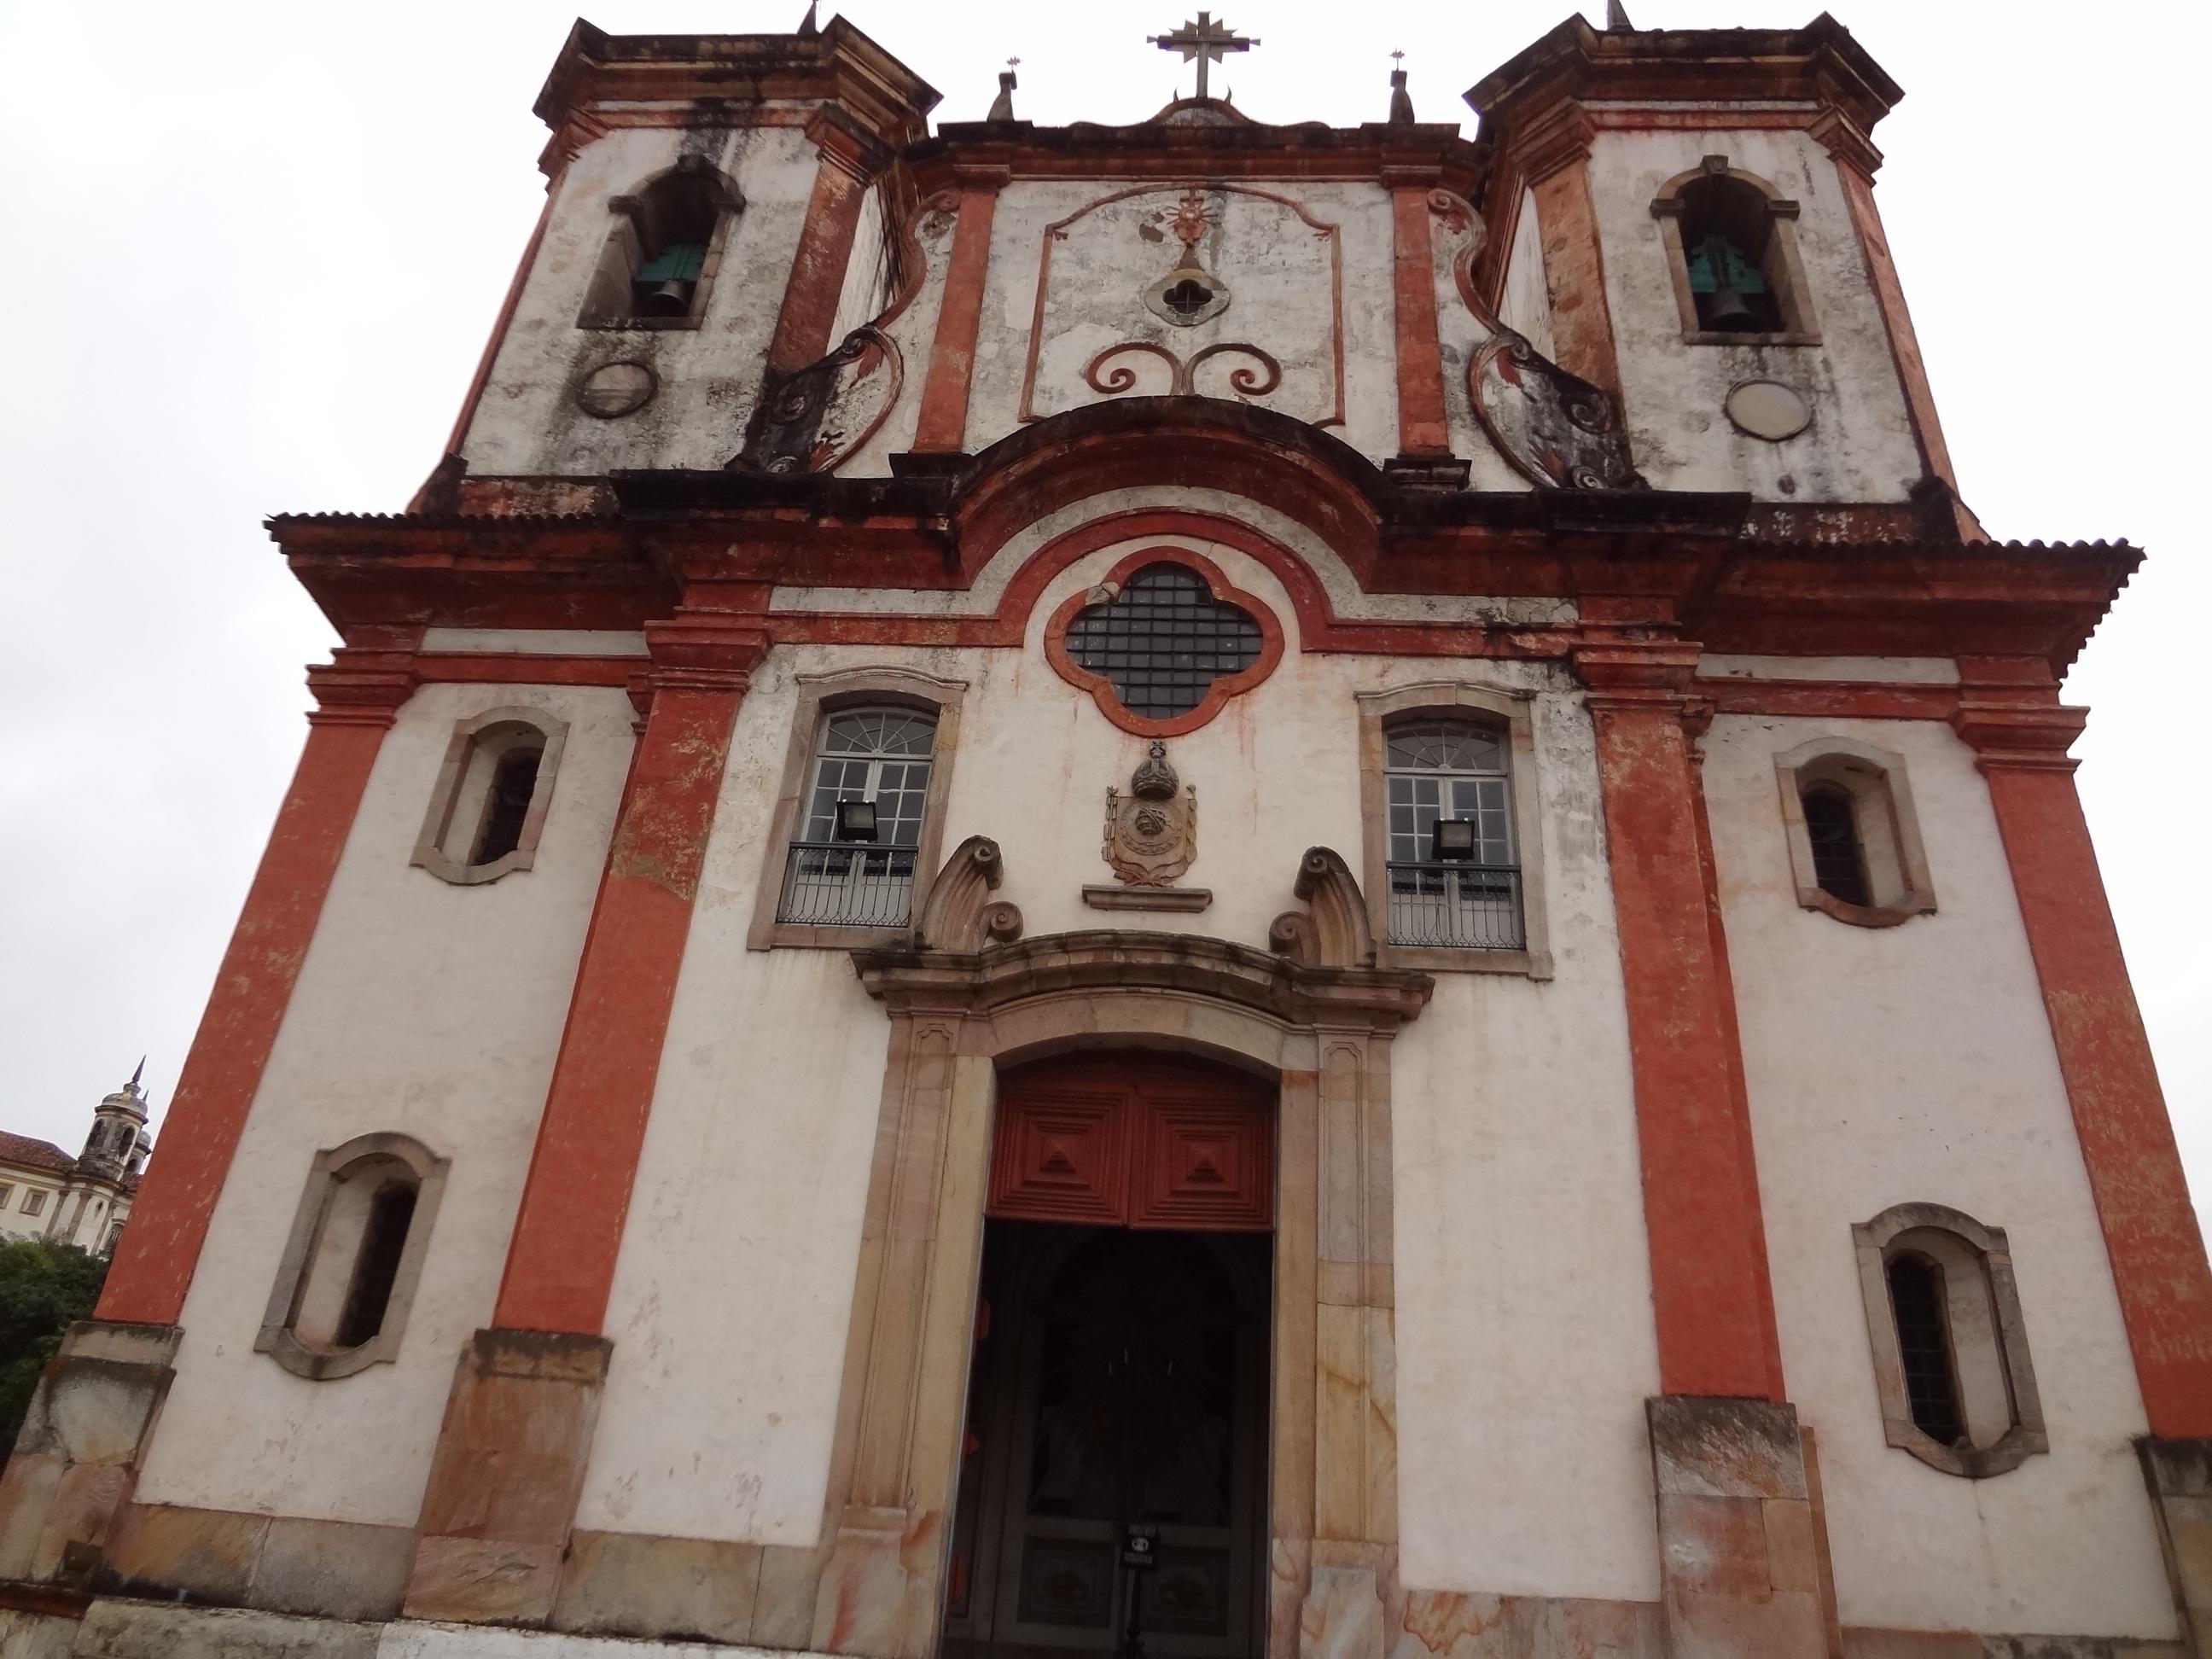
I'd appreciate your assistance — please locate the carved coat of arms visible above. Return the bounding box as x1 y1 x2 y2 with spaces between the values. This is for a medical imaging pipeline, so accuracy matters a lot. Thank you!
1103 742 1197 887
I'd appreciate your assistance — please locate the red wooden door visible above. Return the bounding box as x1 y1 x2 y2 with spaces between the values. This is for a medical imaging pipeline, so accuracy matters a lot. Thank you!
987 1052 1273 1233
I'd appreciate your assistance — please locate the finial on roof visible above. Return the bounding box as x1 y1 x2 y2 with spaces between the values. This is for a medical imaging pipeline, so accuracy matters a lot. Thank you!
1388 51 1413 124
1605 1 1634 28
798 2 821 38
989 57 1019 121
128 1056 145 1091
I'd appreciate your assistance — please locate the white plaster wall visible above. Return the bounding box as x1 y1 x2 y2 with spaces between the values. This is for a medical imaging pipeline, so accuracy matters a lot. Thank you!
136 684 638 1528
826 179 890 347
582 514 1662 1599
0 1173 64 1242
462 120 823 477
1703 713 2177 1639
1432 196 1540 493
1497 188 1556 362
960 181 1402 464
1589 129 1923 502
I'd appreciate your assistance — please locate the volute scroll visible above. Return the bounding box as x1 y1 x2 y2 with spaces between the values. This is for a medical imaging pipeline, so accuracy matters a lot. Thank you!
913 835 1025 952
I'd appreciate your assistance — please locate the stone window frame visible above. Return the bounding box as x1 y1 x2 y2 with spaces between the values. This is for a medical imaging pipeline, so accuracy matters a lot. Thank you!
1774 735 1936 928
1852 1201 2047 1478
747 667 969 952
255 1131 450 1382
410 705 569 887
1649 155 1821 347
20 1189 46 1217
577 157 745 332
1355 680 1554 977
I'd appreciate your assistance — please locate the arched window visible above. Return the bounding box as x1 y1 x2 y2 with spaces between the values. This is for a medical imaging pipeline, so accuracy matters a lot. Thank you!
1853 1202 2047 1477
777 707 939 930
579 157 744 330
1775 737 1936 927
1650 157 1818 345
412 707 568 887
1382 716 1523 951
257 1133 449 1381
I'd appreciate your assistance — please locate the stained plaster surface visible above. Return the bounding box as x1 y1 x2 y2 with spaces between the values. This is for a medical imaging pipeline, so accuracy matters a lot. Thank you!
461 122 822 477
577 512 1662 1599
1701 712 2179 1639
1590 128 1923 501
133 684 641 1528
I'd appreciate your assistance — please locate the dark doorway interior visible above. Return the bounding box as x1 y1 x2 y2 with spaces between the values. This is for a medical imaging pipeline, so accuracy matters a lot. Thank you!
944 1219 1272 1659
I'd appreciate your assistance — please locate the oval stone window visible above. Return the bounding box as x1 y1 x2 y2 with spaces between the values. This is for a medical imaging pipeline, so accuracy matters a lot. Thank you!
1051 559 1278 733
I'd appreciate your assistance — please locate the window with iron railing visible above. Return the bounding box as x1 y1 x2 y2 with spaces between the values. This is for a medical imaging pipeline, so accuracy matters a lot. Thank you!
1383 718 1524 950
777 707 937 928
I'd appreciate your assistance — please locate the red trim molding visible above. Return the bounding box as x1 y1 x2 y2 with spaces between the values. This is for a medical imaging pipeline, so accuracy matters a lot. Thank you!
1041 546 1285 737
765 112 885 378
96 644 420 1326
491 613 769 1336
911 172 1004 453
1953 677 2212 1435
1388 181 1452 457
1530 148 1622 397
1575 641 1785 1400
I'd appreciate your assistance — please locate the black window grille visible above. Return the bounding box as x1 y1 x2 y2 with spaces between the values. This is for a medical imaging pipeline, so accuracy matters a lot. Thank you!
474 746 542 865
1064 564 1262 719
777 707 936 928
1802 783 1870 905
1887 1252 1965 1447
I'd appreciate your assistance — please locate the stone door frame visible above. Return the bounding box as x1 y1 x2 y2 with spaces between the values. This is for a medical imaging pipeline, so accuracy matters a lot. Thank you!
793 923 1431 1659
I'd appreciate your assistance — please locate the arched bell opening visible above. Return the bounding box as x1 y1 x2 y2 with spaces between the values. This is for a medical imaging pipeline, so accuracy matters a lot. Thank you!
946 1050 1276 1659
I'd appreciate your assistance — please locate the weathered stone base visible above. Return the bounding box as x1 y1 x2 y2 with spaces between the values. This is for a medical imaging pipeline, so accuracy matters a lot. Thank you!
2141 1437 2212 1658
404 1329 614 1627
86 1499 413 1621
33 1591 2194 1659
0 1321 180 1585
1647 1394 1833 1659
1842 1633 2186 1658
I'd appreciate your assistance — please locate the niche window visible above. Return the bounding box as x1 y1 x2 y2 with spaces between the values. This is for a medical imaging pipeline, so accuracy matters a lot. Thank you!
21 1190 45 1218
579 156 744 330
1854 1202 2047 1477
412 707 568 887
1775 736 1936 927
1356 683 1552 977
1650 157 1819 346
257 1132 448 1381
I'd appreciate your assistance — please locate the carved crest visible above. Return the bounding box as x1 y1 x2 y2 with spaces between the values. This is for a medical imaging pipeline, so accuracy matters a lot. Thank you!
1103 742 1197 886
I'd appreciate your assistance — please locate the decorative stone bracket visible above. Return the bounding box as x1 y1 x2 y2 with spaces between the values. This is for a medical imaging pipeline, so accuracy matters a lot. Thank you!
911 835 1023 951
1269 846 1377 969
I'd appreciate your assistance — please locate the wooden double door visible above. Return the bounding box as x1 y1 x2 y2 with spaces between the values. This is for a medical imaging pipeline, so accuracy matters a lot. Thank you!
945 1053 1275 1659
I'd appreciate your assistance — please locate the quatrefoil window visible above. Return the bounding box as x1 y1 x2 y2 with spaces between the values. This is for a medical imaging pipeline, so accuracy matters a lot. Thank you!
1054 561 1276 737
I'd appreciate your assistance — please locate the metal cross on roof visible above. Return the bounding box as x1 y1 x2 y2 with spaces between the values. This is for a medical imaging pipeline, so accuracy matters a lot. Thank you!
1149 12 1258 102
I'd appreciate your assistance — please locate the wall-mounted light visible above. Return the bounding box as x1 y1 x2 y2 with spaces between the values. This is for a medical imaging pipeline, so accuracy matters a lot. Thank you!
1431 819 1476 862
834 798 879 843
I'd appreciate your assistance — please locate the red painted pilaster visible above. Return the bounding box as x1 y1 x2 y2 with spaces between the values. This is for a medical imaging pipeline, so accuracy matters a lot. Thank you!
765 110 889 379
1575 640 1785 1400
97 640 420 1327
911 169 1005 455
1525 121 1622 397
1953 669 2212 1435
491 610 770 1336
1387 178 1452 457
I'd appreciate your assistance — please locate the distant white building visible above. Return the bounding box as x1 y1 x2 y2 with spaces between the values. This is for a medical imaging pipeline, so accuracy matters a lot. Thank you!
0 1068 151 1253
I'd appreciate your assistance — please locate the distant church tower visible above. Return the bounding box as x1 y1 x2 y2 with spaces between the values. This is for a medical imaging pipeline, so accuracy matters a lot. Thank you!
4 10 2209 1659
44 1066 150 1254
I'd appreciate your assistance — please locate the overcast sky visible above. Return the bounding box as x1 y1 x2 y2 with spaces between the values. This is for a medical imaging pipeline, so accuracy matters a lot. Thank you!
3 0 2204 1230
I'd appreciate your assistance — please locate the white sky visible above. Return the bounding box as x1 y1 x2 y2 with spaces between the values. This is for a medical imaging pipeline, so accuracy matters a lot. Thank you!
3 1 2204 1235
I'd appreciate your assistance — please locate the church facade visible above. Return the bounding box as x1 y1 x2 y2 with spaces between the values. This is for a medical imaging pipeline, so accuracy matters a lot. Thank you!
4 10 2209 1659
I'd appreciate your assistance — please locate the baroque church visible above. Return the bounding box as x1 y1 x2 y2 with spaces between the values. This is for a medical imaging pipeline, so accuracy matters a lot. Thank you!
3 8 2209 1658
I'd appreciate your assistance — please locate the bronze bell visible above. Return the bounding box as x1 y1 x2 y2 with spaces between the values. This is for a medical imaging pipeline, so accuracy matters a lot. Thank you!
639 278 692 317
1705 282 1758 329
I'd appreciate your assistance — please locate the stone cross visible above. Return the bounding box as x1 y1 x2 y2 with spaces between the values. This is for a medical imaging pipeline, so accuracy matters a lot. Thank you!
1149 12 1258 102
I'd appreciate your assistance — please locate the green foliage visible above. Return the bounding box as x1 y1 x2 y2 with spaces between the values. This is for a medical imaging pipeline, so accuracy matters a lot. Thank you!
0 1240 108 1458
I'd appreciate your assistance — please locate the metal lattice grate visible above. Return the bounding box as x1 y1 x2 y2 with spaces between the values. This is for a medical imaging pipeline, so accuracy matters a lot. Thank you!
1064 564 1262 719
1887 1253 1965 1447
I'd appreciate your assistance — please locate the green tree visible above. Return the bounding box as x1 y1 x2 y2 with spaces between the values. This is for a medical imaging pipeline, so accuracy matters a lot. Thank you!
0 1241 108 1459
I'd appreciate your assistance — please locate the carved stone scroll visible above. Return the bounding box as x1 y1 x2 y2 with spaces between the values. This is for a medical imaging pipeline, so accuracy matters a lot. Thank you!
1469 329 1645 492
734 325 904 476
911 835 1023 952
1269 847 1376 969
